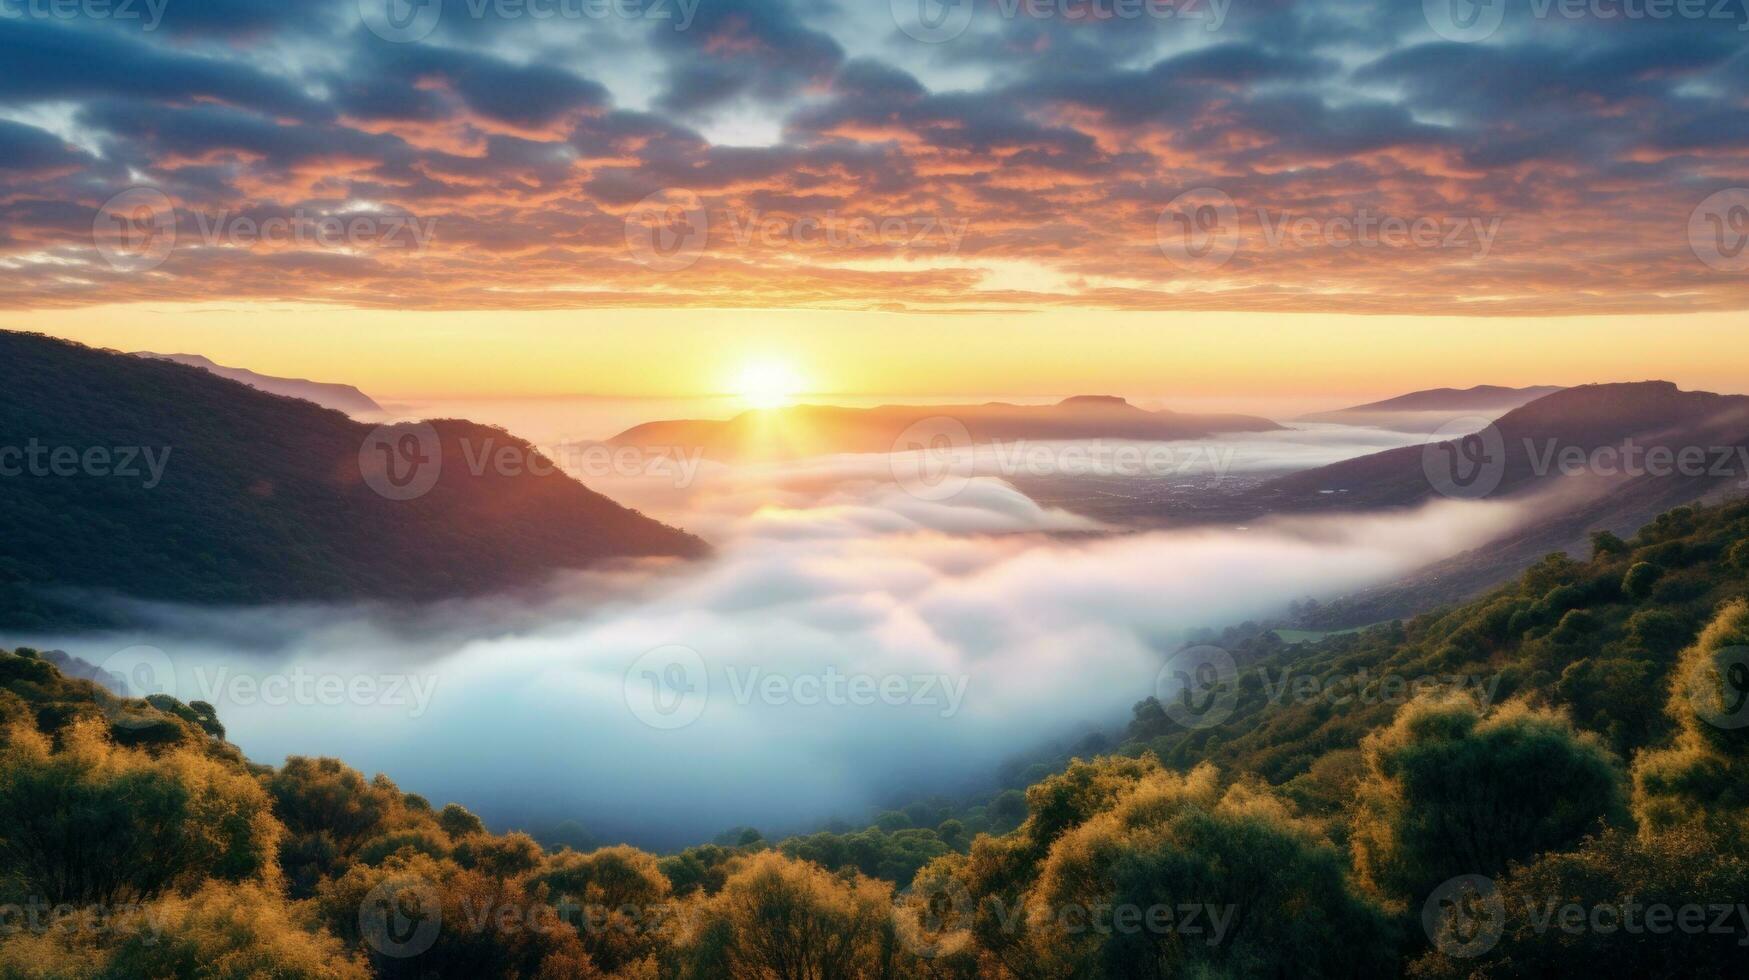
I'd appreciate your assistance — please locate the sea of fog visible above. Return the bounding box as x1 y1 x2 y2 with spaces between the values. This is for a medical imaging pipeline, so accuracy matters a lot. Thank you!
6 424 1533 850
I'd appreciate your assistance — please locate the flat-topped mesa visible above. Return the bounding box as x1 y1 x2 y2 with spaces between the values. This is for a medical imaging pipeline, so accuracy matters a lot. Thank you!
1057 395 1133 409
608 398 1283 460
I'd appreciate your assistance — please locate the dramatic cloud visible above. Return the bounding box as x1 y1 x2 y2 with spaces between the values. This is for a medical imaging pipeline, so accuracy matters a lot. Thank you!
0 0 1744 313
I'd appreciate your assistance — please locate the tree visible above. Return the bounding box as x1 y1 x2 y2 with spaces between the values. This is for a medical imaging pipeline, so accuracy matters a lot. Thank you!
438 802 487 839
1024 765 1395 978
1350 694 1627 905
1410 828 1749 979
98 881 371 980
1022 755 1163 857
316 851 594 980
454 831 544 879
677 851 897 980
529 845 675 973
1622 562 1664 600
1625 608 1690 656
0 719 280 906
1590 530 1627 558
1632 600 1749 834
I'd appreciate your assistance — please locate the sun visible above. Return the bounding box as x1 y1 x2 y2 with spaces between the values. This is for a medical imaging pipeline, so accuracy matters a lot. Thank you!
732 359 804 410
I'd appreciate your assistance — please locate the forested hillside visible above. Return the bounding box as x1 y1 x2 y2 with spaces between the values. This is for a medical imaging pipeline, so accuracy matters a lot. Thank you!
0 332 705 627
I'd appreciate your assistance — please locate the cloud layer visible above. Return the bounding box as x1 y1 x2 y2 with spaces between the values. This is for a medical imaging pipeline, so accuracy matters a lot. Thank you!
0 1 1745 314
12 434 1538 847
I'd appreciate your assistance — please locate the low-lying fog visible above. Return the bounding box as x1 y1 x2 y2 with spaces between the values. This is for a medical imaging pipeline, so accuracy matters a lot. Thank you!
9 425 1531 850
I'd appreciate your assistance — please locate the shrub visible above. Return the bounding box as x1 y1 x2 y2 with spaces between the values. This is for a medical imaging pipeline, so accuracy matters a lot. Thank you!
1351 695 1627 905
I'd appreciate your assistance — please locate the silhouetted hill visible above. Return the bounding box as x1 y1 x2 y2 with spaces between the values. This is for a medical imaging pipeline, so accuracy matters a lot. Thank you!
609 396 1282 459
0 332 705 627
1266 382 1749 510
1300 384 1563 430
1257 382 1749 619
133 352 384 415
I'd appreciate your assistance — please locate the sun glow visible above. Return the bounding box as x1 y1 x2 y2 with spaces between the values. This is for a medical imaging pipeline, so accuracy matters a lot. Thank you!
732 359 804 409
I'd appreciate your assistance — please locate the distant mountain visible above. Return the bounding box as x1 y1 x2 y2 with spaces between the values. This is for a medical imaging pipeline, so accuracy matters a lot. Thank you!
1258 382 1749 619
37 648 127 693
610 396 1282 459
1265 382 1748 510
1301 384 1564 431
0 332 705 628
134 352 384 415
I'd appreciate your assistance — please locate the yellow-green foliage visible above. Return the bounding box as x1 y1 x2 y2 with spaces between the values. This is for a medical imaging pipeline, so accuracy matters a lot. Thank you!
316 851 595 980
1030 765 1393 978
98 881 371 980
1633 600 1749 834
0 718 280 906
1408 826 1749 979
903 762 1392 979
676 851 898 980
527 845 673 973
1350 694 1627 905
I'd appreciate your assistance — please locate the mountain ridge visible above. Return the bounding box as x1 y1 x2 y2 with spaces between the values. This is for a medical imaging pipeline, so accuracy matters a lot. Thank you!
133 351 384 415
1258 381 1749 620
0 331 705 628
1300 383 1565 430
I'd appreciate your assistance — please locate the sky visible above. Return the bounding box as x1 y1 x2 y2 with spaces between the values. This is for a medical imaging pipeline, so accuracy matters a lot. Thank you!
2 0 1747 403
